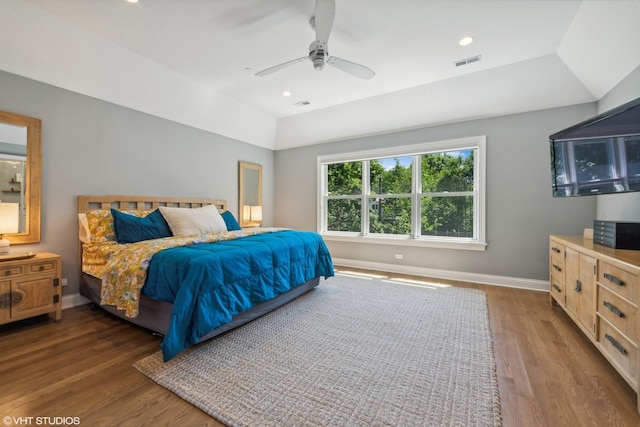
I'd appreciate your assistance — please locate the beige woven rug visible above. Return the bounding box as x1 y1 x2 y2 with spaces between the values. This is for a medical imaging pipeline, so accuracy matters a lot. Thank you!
134 273 502 427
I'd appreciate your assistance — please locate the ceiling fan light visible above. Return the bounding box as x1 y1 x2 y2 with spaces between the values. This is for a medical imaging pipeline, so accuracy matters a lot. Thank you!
313 58 325 70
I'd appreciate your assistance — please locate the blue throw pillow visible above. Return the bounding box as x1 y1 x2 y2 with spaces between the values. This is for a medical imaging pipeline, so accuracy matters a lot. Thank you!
221 210 241 231
111 208 173 243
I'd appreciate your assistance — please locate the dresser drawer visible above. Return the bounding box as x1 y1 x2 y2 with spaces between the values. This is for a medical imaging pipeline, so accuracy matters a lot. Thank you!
550 276 565 303
599 320 638 381
599 261 638 304
550 260 565 283
598 285 637 344
550 240 565 262
0 265 24 278
27 261 57 275
550 241 565 283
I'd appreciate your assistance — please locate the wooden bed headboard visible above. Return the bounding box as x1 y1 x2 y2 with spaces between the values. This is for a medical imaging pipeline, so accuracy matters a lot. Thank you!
77 195 228 273
78 195 227 214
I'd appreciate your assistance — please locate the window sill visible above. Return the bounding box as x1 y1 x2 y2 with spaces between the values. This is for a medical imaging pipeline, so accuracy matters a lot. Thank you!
320 233 487 251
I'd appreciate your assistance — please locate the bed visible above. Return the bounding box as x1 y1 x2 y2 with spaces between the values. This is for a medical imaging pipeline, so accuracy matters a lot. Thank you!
77 195 334 361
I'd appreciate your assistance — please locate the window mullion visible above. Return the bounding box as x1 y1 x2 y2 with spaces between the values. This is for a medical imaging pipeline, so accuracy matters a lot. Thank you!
411 155 421 238
362 160 370 236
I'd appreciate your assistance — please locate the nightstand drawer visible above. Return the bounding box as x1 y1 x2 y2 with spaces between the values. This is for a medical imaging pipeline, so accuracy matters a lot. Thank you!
598 286 637 344
599 261 638 304
0 265 24 278
27 261 57 275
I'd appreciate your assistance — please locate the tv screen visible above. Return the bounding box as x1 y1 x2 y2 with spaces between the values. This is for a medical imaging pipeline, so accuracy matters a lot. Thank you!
551 135 640 197
550 97 640 197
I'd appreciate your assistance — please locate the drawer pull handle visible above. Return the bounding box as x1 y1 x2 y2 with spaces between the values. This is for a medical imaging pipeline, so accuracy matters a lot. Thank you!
603 301 624 318
11 292 22 305
39 265 45 271
0 292 9 308
552 284 562 293
604 334 627 355
552 247 561 253
574 280 581 293
603 273 624 287
4 270 10 276
553 264 562 272
0 292 22 308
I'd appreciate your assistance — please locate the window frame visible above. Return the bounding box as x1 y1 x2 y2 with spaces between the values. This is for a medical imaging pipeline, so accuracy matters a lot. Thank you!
317 135 487 251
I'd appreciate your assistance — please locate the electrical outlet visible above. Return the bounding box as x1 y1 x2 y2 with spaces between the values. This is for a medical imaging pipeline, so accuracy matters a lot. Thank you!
61 278 68 287
394 253 404 260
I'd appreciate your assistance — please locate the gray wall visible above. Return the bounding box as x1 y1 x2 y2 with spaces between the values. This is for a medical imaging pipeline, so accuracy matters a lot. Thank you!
0 70 274 296
4 61 632 291
274 104 599 281
596 64 640 221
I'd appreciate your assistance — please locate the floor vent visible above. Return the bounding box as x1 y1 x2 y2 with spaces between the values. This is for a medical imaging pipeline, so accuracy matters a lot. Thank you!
454 55 481 67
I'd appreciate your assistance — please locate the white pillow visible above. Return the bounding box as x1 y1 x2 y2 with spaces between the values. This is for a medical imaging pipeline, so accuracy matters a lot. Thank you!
159 205 227 236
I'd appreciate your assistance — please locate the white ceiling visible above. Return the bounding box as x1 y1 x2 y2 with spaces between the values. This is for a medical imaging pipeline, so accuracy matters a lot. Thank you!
0 0 639 150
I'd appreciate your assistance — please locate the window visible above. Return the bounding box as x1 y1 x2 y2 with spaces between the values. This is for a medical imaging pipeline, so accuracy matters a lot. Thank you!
318 136 486 251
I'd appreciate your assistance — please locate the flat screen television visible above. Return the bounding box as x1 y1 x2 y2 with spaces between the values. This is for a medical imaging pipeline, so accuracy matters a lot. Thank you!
550 97 640 197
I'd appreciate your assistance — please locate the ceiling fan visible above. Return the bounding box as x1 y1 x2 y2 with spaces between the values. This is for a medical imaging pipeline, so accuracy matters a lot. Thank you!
255 0 375 80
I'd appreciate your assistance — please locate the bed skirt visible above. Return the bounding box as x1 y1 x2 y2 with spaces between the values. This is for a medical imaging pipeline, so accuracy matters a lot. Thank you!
80 273 320 342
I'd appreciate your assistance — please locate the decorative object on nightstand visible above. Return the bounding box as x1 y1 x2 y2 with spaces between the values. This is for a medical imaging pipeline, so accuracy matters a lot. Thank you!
0 202 19 254
243 205 263 223
0 252 62 325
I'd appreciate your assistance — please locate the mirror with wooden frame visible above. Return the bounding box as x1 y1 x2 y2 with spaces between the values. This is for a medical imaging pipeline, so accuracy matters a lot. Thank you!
0 110 41 244
238 161 262 228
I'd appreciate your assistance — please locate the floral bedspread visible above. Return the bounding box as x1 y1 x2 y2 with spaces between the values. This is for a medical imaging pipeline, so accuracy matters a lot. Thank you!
98 228 288 318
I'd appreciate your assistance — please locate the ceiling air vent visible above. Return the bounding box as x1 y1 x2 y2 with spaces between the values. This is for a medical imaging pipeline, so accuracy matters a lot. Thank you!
454 55 481 67
294 100 310 107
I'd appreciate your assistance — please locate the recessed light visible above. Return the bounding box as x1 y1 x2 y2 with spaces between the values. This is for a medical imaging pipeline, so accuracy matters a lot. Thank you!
282 91 291 97
459 36 474 47
126 0 139 3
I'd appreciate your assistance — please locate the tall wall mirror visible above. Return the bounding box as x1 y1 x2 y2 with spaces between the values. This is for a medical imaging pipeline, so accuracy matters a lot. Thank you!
238 161 262 227
0 110 41 244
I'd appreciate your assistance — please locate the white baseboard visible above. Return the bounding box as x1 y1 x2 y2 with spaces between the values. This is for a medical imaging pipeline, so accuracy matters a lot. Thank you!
60 263 547 311
332 258 549 292
62 293 90 310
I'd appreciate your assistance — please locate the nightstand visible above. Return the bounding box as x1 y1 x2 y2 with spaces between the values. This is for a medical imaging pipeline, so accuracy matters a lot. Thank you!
0 252 62 325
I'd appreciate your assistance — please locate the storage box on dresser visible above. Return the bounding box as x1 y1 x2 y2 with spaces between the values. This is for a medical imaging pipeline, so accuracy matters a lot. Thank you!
0 252 62 325
550 236 640 413
593 220 640 249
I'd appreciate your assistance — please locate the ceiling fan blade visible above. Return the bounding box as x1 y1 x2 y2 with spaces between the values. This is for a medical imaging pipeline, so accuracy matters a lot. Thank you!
255 57 309 77
326 56 375 80
314 0 335 44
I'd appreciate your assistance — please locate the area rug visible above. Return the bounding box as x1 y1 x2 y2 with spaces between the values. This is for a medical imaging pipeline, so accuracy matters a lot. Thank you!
134 273 502 426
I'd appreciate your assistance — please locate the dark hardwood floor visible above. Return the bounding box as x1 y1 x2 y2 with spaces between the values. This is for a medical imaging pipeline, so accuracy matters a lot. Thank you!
1 267 639 426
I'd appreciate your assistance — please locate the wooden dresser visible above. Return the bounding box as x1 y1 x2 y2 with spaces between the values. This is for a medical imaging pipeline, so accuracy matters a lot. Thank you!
550 235 640 412
0 252 62 325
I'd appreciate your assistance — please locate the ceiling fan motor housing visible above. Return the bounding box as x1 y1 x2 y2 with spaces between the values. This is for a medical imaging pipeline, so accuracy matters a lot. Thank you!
309 41 327 70
255 1 374 79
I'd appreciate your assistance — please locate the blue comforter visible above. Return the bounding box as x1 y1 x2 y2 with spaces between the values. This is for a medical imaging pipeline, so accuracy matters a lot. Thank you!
141 230 334 361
